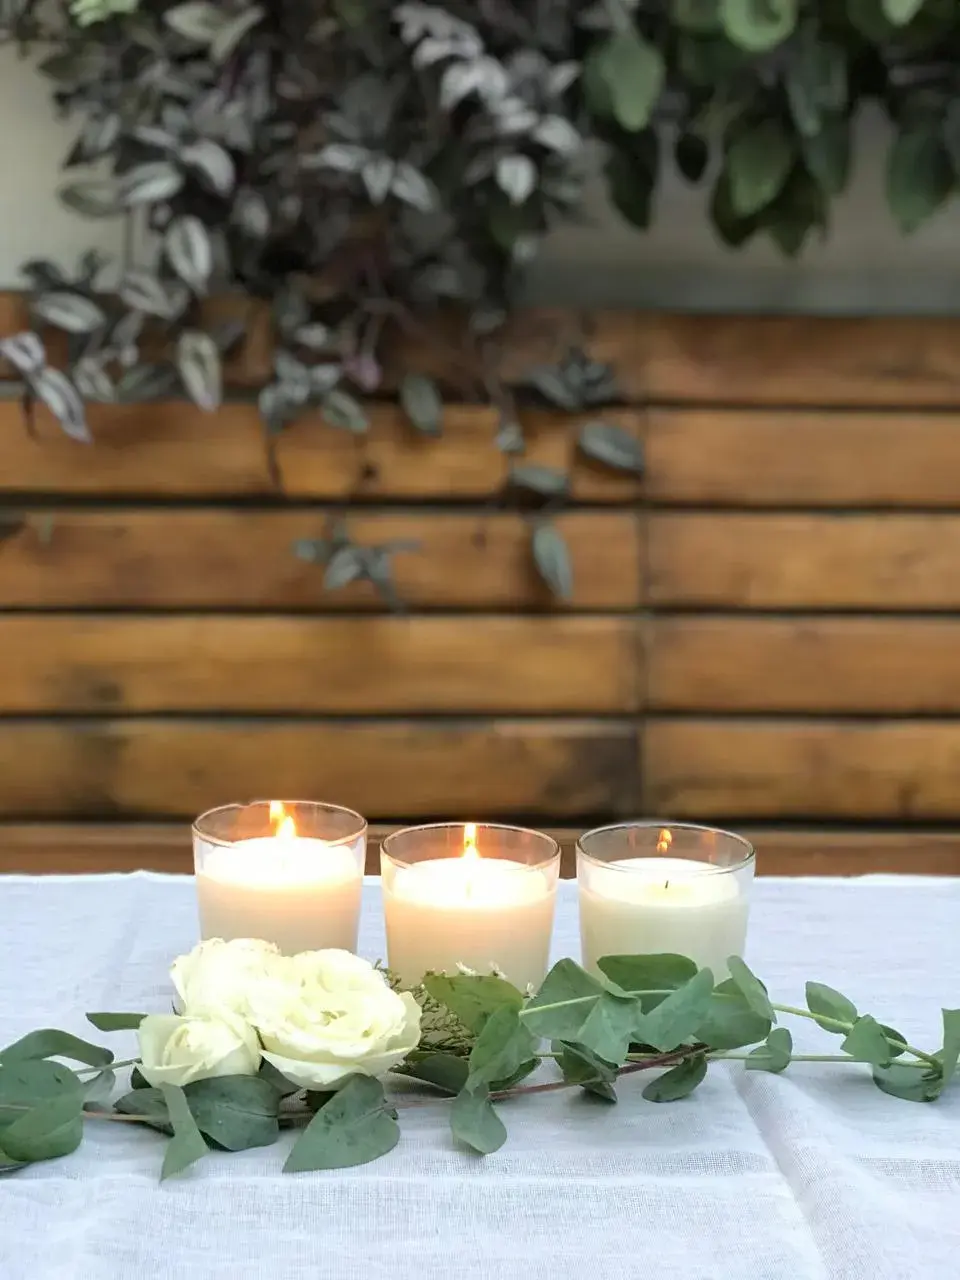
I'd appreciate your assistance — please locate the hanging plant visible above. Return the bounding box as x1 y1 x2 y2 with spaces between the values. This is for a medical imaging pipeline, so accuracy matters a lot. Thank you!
0 0 957 598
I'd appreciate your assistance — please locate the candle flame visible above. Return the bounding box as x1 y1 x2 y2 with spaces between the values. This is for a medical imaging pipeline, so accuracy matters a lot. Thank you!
269 801 297 841
656 828 672 855
462 822 479 862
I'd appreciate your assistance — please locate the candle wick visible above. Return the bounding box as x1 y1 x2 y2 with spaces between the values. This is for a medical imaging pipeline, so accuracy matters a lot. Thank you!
664 880 669 891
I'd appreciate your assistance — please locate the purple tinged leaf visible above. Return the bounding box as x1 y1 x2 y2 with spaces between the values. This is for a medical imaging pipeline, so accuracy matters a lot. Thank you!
176 331 222 411
31 369 91 443
532 522 573 599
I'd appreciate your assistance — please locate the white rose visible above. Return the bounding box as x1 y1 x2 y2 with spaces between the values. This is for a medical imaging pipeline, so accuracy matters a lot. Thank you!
171 937 286 1020
249 949 422 1090
138 1012 261 1088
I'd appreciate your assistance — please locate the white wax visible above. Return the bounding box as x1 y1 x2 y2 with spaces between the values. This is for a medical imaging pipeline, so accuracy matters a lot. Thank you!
383 857 556 991
196 836 362 955
579 857 748 978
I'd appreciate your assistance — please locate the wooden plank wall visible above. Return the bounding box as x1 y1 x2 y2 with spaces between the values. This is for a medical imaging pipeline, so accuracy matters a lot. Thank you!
3 306 960 873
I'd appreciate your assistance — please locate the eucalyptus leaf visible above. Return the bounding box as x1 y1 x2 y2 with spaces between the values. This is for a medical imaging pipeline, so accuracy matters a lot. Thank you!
940 1009 960 1088
393 1052 469 1095
873 1062 943 1104
182 1076 281 1151
450 1087 507 1155
0 1030 112 1069
805 982 858 1032
841 1015 894 1068
114 1086 172 1133
696 979 772 1050
726 957 775 1021
635 969 715 1053
555 1041 618 1101
466 1007 538 1089
597 955 699 993
642 1054 708 1102
423 973 522 1035
521 960 618 1043
532 522 573 599
0 1058 82 1126
160 1084 209 1180
0 1091 84 1164
745 1027 793 1073
284 1075 399 1172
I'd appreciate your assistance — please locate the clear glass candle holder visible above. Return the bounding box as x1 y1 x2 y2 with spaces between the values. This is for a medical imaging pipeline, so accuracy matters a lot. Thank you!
577 822 755 978
381 822 561 991
193 799 367 955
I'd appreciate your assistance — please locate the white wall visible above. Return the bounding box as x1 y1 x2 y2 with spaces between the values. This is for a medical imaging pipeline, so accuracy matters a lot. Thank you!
3 51 959 314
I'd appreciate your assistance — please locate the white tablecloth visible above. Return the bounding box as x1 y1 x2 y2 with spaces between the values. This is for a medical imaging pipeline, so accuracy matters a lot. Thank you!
1 873 959 1280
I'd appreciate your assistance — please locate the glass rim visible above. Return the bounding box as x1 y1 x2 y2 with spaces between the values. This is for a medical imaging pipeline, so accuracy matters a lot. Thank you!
192 799 368 850
576 821 754 876
380 821 561 872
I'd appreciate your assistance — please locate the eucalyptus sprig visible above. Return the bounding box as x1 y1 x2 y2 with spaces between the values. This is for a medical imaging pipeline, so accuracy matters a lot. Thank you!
1 953 956 1179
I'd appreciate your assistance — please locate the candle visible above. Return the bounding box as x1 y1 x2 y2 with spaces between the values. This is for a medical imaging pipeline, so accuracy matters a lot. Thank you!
381 822 560 991
193 801 366 955
577 824 755 978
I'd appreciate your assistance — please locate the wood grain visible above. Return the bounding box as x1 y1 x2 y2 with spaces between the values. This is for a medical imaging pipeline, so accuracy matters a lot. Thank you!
0 400 642 501
0 718 637 818
647 513 960 608
0 615 640 714
1 822 958 876
8 300 960 404
649 617 960 713
645 410 960 506
644 719 960 820
0 509 640 610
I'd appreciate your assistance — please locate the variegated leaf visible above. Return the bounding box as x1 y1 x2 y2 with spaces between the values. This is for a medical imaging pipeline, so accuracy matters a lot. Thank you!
181 141 235 196
31 369 91 443
120 162 184 207
177 331 223 411
0 333 46 376
32 291 105 335
164 216 213 294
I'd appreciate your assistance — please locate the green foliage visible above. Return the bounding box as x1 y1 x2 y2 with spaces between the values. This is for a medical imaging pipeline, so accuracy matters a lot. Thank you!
1 951 957 1177
284 1075 400 1173
642 1054 709 1102
745 1028 793 1073
11 0 956 601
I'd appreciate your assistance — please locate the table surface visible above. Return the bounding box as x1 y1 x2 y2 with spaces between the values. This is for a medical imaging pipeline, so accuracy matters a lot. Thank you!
1 873 959 1280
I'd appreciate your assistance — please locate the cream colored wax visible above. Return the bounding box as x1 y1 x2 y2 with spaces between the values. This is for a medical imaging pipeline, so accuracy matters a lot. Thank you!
196 837 363 955
579 857 748 978
384 857 556 992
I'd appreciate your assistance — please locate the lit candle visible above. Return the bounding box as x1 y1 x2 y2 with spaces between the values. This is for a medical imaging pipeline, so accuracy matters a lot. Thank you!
381 822 560 991
193 800 366 955
577 824 755 978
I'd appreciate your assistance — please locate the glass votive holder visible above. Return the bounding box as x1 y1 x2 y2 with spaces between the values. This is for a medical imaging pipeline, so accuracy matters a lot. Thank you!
380 822 561 991
577 822 755 978
193 799 367 954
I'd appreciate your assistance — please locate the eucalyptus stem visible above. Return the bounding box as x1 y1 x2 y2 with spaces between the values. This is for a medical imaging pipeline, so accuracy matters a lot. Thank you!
76 1058 139 1076
770 1004 941 1069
